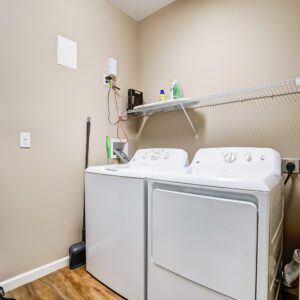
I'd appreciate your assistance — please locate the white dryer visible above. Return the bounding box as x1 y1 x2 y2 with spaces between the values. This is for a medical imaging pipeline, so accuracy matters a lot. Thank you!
147 147 283 300
85 148 189 300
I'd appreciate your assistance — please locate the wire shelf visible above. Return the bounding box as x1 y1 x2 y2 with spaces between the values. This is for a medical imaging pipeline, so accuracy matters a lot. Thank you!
128 77 300 116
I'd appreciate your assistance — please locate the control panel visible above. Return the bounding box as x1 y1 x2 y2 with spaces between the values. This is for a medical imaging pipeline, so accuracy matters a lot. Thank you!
130 148 189 167
222 151 265 164
191 147 282 177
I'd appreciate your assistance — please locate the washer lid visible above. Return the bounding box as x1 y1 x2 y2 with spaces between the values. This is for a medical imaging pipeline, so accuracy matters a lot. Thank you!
148 147 282 191
86 148 189 178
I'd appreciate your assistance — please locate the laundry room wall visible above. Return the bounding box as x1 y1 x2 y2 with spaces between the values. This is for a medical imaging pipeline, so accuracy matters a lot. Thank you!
136 0 300 263
0 0 138 281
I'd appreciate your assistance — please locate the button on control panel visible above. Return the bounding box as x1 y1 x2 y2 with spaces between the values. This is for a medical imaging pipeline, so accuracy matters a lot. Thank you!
164 152 170 160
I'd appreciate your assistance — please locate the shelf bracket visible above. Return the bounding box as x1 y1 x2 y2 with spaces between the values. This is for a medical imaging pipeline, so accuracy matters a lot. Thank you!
296 77 300 92
180 104 199 139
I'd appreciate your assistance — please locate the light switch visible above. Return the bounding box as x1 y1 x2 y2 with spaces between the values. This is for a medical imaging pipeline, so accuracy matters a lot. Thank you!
20 132 31 148
57 35 77 69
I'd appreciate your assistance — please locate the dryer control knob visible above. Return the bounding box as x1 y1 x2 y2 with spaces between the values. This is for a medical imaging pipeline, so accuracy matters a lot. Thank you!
245 153 252 162
224 152 236 163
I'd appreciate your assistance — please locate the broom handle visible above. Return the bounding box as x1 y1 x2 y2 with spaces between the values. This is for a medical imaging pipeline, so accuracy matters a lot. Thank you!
82 117 91 242
85 117 91 169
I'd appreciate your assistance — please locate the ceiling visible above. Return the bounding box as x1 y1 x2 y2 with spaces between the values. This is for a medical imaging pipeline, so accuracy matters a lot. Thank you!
108 0 176 21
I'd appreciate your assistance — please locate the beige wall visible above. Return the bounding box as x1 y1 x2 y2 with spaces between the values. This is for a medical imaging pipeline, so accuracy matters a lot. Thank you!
0 0 138 280
1 0 300 283
137 0 300 263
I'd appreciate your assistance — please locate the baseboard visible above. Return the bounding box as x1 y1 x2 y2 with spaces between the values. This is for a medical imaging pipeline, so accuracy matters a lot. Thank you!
0 256 69 292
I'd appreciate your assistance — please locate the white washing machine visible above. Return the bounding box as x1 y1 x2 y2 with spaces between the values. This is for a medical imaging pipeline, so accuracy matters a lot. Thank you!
147 147 283 300
85 148 189 300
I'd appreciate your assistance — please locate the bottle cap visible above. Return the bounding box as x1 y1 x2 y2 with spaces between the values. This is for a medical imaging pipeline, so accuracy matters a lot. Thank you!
160 89 165 94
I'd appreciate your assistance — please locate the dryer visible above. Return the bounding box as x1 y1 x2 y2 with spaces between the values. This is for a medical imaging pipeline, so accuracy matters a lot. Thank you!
85 148 189 300
147 147 283 300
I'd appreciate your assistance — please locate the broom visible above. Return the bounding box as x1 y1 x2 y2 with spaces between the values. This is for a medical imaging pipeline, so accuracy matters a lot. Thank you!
69 116 91 269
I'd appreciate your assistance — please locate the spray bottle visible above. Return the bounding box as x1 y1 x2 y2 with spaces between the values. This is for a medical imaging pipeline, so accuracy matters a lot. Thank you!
170 80 184 99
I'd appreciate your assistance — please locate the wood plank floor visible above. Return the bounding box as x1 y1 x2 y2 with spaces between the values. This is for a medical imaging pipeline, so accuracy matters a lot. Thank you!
6 267 124 300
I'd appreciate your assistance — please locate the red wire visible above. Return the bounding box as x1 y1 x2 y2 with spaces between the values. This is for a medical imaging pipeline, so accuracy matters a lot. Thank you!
113 88 128 143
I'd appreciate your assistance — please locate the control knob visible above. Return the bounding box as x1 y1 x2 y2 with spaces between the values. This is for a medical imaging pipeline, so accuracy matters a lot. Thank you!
224 152 236 163
245 153 252 162
151 153 160 160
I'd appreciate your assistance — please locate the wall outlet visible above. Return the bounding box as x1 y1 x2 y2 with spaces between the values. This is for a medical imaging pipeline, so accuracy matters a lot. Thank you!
103 74 115 86
103 74 109 86
282 158 300 173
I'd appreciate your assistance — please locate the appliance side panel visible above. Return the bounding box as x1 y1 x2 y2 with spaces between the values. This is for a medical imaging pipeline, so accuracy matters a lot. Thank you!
268 182 284 300
85 173 145 300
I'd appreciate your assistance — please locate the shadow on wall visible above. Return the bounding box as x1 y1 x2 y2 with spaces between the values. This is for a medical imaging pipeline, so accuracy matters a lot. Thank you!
135 109 205 157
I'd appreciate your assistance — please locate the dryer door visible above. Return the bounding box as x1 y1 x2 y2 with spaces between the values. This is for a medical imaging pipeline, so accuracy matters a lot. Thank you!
151 189 257 300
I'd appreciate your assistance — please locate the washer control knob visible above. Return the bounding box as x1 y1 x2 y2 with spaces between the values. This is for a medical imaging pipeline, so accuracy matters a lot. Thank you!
224 152 236 163
151 153 160 160
245 153 252 162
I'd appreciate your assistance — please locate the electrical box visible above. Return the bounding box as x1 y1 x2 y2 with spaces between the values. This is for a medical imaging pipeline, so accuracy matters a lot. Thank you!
110 138 128 159
57 35 77 69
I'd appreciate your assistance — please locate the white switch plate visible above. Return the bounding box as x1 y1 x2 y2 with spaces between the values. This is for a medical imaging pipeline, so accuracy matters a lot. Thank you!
20 132 31 148
57 35 77 69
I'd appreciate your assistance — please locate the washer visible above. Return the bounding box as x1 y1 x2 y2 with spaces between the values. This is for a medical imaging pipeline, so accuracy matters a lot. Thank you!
147 147 283 300
85 148 189 300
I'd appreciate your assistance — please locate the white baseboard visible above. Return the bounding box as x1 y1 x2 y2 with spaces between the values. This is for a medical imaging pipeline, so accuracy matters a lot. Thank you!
0 256 69 292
